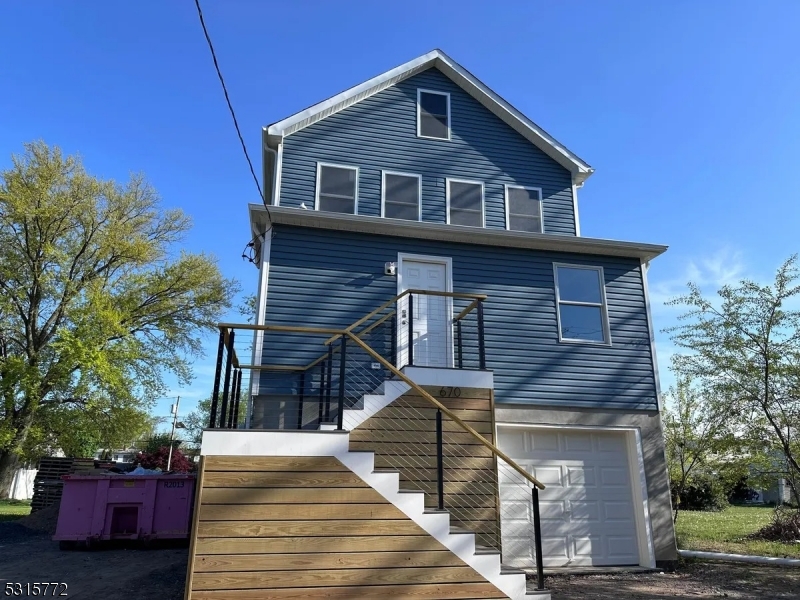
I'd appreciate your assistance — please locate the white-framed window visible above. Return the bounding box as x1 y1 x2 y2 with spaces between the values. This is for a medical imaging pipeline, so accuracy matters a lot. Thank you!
417 89 451 140
505 185 543 233
446 179 484 228
553 264 611 344
315 162 358 214
381 171 421 221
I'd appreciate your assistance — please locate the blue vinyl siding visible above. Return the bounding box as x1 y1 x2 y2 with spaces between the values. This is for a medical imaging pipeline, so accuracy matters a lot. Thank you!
261 225 658 411
279 68 577 235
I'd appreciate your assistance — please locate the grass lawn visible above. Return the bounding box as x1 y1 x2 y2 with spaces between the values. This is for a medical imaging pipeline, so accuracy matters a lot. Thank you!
675 505 800 559
0 499 31 522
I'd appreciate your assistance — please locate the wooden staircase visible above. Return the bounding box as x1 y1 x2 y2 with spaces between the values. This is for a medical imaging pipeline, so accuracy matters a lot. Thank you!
185 431 549 599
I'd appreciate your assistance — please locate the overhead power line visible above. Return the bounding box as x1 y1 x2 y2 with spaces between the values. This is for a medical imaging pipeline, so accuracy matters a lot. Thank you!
193 0 271 229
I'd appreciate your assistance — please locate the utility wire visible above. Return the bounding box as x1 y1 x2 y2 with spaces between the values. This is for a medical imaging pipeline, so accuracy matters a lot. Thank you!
193 0 272 231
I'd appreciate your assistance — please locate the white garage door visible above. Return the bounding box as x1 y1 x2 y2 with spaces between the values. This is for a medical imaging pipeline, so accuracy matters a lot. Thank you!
498 427 640 568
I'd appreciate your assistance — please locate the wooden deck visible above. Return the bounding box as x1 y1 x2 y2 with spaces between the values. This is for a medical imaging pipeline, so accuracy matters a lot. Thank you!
184 455 509 599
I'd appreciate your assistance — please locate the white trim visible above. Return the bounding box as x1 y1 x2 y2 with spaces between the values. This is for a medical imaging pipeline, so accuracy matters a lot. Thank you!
396 253 454 368
495 422 657 570
265 49 592 185
315 162 359 214
504 185 543 233
417 88 451 141
446 178 485 228
402 366 493 389
629 429 657 568
571 181 580 236
640 260 663 411
381 170 422 221
552 262 612 346
274 140 284 206
247 233 272 423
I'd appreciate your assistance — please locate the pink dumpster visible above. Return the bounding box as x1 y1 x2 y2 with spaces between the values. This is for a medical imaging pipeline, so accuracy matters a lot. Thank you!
53 474 195 547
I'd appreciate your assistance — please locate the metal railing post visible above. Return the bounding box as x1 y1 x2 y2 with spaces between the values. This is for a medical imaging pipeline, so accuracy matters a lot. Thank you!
532 486 546 591
227 369 239 428
297 371 306 430
477 299 486 370
408 293 414 367
232 368 242 429
318 362 326 425
336 337 347 430
218 329 235 428
209 329 225 428
391 307 397 368
456 320 463 369
325 345 333 421
436 408 444 510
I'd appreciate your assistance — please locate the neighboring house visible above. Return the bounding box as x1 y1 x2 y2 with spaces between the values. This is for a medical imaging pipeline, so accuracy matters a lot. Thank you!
187 50 677 599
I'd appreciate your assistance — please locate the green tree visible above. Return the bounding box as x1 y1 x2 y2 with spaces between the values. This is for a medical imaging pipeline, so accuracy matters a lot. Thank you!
183 392 248 448
667 255 800 504
663 374 744 521
0 142 237 497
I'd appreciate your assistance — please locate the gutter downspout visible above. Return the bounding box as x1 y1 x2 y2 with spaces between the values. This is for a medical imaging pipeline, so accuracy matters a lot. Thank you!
678 549 800 567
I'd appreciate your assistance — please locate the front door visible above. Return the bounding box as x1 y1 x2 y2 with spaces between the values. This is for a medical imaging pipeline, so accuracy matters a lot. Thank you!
398 256 452 368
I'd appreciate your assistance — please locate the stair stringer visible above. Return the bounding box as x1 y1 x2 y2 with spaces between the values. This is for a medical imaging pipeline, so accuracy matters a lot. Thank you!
200 430 547 600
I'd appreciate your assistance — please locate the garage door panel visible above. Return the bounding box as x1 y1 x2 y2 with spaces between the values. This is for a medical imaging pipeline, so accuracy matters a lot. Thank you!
569 500 601 522
538 500 566 521
564 433 593 452
566 466 596 487
498 427 642 568
603 501 634 521
532 466 562 487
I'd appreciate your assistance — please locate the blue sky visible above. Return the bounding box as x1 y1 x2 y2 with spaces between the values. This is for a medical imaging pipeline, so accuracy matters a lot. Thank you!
2 1 799 422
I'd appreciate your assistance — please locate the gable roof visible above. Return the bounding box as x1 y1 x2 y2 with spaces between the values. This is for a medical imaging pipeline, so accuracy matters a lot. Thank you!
265 49 594 185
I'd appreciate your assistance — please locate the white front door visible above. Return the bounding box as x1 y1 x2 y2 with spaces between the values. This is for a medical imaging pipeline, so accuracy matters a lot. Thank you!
498 427 641 568
398 256 452 368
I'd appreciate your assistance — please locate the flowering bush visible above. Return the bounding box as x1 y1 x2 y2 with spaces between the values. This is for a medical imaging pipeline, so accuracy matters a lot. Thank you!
133 446 194 473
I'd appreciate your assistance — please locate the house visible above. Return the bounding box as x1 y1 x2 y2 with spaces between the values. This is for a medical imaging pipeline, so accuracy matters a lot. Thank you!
185 50 677 600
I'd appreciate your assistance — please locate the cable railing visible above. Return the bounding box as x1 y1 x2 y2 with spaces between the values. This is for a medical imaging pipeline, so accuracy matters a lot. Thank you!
206 290 547 591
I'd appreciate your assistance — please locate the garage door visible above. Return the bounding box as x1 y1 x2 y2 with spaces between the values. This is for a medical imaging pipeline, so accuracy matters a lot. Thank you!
498 427 640 568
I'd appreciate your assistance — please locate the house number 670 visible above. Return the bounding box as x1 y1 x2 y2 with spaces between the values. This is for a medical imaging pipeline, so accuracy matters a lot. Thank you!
438 387 461 397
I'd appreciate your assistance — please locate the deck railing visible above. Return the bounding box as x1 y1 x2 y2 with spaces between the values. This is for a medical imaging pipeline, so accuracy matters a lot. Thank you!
205 291 547 590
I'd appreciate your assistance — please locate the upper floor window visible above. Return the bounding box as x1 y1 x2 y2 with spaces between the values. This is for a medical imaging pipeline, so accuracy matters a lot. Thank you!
316 163 358 214
553 264 610 344
505 185 543 233
382 171 421 221
447 179 484 227
417 89 450 140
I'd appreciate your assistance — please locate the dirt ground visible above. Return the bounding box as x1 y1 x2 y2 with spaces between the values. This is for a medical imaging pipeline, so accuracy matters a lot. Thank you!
2 519 799 600
0 522 187 600
547 561 800 599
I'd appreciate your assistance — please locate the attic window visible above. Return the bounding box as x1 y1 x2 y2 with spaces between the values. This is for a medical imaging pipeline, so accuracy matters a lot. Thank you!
316 163 358 214
417 90 450 140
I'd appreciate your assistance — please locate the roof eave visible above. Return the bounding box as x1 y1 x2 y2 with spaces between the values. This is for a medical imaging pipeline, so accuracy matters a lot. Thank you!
249 205 667 262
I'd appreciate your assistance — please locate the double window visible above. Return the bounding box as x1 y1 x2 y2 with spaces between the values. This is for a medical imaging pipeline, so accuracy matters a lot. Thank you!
418 89 450 140
382 171 421 221
505 185 543 233
554 264 610 344
447 179 484 227
316 163 358 214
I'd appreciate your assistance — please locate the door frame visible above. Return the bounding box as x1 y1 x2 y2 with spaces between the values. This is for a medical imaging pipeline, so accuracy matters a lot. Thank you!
396 253 454 368
495 423 657 569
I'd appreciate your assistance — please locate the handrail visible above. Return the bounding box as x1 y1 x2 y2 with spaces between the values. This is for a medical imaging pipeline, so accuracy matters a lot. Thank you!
324 289 488 346
346 331 545 490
